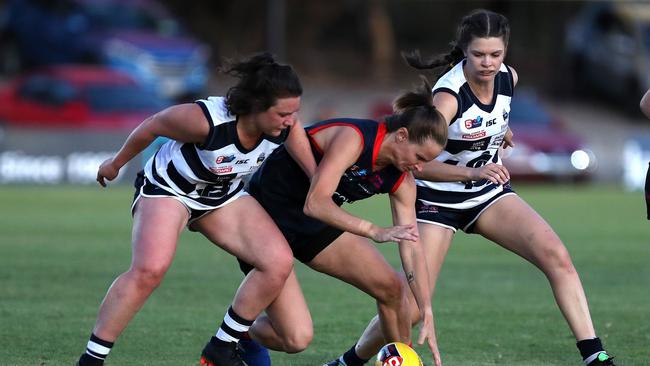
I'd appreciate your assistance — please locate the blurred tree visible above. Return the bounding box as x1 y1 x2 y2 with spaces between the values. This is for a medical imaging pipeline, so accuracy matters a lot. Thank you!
159 0 585 92
368 0 395 83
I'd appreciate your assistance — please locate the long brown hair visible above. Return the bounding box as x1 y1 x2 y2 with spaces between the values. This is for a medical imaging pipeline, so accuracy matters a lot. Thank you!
387 77 447 147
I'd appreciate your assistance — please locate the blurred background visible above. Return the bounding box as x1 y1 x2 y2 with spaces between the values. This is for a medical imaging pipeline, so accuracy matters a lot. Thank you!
0 0 649 189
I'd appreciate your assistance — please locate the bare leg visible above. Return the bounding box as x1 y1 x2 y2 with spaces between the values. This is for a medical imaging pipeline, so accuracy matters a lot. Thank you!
248 270 313 353
353 224 454 360
193 196 294 321
93 197 189 341
308 232 410 344
474 194 596 340
249 232 411 355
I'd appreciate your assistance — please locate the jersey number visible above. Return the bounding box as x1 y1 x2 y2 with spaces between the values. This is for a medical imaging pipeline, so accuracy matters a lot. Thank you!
445 151 498 189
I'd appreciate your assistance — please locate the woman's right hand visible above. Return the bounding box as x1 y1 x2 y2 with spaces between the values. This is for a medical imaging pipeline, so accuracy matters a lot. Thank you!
470 163 510 185
96 158 120 187
369 224 419 243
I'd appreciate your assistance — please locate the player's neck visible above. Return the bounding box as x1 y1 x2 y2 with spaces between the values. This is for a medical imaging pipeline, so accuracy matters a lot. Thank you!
463 69 494 105
236 117 263 149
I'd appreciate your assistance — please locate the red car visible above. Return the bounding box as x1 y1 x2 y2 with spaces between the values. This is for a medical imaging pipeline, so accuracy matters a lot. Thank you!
0 65 168 130
502 91 596 182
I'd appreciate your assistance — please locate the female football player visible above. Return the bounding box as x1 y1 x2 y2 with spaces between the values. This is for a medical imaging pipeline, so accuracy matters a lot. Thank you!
325 9 617 366
200 78 448 365
75 53 316 366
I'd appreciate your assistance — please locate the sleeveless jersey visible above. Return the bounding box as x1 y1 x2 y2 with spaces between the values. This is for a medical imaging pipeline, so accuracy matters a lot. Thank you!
143 96 288 210
416 60 514 209
247 118 406 235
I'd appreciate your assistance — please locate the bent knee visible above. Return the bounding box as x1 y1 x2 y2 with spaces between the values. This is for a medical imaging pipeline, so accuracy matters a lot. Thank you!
537 242 577 276
254 247 293 277
127 266 168 291
281 329 313 353
374 272 406 305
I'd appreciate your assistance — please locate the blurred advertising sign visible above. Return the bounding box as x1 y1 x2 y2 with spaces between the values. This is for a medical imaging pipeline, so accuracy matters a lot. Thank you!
0 127 138 185
622 135 650 191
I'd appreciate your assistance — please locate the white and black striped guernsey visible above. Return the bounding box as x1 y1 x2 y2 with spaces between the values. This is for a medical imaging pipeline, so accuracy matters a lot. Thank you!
142 96 288 210
416 60 514 209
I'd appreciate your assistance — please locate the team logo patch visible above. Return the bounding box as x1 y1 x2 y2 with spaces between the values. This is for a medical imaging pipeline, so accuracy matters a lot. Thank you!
464 116 483 129
366 174 383 189
216 154 236 164
461 131 486 139
256 152 265 165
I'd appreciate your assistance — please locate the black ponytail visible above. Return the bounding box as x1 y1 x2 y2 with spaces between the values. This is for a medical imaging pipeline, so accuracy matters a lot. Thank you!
221 52 302 116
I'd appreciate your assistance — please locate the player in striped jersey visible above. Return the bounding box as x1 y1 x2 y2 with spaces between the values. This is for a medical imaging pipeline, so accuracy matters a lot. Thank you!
201 79 448 366
326 10 616 366
75 53 315 366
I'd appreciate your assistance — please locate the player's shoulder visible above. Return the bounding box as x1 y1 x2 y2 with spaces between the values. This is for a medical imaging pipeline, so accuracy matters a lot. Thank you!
195 96 235 125
433 62 465 93
501 63 518 87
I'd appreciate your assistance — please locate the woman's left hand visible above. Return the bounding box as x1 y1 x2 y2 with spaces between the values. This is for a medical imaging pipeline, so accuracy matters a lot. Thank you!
417 310 442 366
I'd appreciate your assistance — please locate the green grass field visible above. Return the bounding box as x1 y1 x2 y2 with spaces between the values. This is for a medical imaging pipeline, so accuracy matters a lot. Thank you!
0 184 648 366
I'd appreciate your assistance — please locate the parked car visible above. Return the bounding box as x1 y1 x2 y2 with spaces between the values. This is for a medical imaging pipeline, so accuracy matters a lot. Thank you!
4 0 210 100
502 91 596 182
565 1 650 112
0 65 169 130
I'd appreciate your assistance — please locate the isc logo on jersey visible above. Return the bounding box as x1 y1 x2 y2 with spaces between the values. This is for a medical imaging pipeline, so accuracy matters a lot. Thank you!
375 342 423 366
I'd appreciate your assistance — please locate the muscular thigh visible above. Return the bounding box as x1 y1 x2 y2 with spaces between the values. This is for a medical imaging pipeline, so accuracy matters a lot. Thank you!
474 194 564 264
192 195 292 269
131 196 189 269
307 232 400 298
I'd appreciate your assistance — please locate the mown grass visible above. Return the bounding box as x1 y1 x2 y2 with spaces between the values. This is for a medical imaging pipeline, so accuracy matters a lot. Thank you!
0 184 647 365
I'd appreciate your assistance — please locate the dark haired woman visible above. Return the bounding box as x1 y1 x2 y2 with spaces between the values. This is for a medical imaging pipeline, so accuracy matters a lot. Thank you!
200 79 448 365
325 9 616 366
75 53 315 366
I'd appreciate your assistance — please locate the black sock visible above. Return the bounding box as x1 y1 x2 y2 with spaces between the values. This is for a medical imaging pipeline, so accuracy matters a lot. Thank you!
577 337 604 363
78 333 114 366
342 344 369 366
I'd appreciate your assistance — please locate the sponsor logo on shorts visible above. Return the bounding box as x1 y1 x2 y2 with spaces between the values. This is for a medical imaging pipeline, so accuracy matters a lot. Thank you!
417 203 439 214
235 159 249 164
503 108 509 122
462 130 486 139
